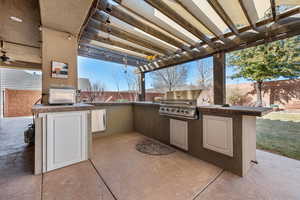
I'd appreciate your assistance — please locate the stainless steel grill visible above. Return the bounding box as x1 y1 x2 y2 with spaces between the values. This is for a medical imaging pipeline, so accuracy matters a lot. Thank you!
159 100 198 120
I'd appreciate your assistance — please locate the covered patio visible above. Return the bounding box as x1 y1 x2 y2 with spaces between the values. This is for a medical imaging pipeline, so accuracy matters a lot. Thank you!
79 0 300 105
1 131 300 200
1 0 300 199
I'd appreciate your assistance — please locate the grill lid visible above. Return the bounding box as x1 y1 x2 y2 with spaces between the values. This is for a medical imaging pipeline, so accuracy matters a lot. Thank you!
159 99 198 120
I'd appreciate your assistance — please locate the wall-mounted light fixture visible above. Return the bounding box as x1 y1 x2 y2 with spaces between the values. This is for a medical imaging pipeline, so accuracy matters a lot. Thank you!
10 16 23 23
67 35 72 40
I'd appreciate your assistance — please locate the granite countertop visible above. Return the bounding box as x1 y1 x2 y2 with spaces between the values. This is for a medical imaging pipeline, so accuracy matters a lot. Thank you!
32 103 95 114
87 101 161 106
198 105 273 117
133 101 161 106
32 102 273 117
88 101 160 106
32 102 159 114
91 102 133 106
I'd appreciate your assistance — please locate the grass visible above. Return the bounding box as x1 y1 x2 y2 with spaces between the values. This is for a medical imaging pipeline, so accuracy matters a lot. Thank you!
257 112 300 161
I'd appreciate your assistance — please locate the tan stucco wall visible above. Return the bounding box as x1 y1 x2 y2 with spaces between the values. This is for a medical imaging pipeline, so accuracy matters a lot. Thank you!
0 0 41 65
41 27 78 103
93 105 134 138
39 0 93 35
0 0 41 47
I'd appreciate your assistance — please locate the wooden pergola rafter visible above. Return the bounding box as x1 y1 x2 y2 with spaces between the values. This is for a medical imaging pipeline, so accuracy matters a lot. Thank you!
238 0 257 29
270 0 277 21
98 0 189 50
78 0 300 74
174 0 229 44
112 0 196 46
207 0 240 35
78 43 148 66
87 17 171 55
144 0 216 48
82 28 159 56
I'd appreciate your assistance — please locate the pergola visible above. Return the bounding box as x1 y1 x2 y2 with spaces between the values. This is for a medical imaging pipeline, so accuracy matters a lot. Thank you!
78 0 300 102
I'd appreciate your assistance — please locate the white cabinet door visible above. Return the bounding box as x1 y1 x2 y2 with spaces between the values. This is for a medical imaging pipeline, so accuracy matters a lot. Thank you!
91 109 106 132
170 119 188 150
203 115 233 157
46 111 87 171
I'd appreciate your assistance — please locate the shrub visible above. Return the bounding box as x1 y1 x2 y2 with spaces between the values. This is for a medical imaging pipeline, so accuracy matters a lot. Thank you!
227 87 249 106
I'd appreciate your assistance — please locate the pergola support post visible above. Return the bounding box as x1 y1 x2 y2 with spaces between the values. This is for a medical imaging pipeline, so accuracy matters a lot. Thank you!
139 72 146 101
213 52 226 105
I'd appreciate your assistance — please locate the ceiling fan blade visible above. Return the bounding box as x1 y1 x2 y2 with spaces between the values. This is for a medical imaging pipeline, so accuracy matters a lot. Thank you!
8 57 15 62
0 60 11 65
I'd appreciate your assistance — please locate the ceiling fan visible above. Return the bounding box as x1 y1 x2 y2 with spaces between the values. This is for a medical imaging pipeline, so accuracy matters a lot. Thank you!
0 50 16 65
0 40 16 65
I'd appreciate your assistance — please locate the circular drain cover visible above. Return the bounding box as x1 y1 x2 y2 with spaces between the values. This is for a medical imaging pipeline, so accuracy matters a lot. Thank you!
136 139 176 155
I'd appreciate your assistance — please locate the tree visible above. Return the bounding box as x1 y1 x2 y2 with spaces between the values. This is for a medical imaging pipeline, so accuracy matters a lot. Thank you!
87 82 106 102
228 36 300 107
111 70 123 100
196 60 213 89
151 64 188 92
122 66 139 101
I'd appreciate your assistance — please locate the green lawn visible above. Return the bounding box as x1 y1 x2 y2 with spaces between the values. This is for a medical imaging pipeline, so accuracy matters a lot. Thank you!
257 112 300 160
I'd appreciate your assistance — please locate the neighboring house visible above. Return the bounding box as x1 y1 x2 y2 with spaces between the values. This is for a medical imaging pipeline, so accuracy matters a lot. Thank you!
78 78 91 91
0 68 42 90
149 84 202 93
0 68 42 117
0 68 92 117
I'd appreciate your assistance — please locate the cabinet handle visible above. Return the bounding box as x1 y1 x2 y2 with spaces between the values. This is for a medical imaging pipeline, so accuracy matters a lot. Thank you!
103 112 106 130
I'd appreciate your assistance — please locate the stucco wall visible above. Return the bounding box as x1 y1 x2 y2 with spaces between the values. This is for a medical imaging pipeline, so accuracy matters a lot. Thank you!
41 28 78 103
0 0 41 66
92 105 134 137
0 0 41 47
4 89 41 117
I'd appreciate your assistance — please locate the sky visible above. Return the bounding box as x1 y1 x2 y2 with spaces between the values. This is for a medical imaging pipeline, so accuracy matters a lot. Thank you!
77 56 248 91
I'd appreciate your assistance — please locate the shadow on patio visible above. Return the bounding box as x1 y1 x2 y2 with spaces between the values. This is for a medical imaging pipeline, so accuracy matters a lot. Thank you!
1 131 300 200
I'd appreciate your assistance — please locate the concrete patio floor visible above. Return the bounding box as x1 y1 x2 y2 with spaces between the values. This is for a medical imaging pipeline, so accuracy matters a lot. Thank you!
91 133 223 200
0 117 33 156
1 123 300 200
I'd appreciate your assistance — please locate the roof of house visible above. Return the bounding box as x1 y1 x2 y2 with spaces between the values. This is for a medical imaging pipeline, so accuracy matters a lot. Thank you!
0 68 91 91
78 78 92 91
0 68 42 90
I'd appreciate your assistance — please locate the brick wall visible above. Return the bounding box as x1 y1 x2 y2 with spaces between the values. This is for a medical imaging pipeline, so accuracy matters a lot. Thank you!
80 91 164 102
4 89 41 117
3 79 299 117
226 79 300 109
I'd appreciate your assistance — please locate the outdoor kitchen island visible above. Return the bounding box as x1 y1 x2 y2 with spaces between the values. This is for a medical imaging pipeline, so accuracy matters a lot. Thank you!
32 103 95 175
134 102 272 176
33 102 272 177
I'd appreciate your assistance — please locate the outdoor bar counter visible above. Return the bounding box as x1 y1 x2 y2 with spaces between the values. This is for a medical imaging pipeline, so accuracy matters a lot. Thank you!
133 102 272 176
33 102 272 176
